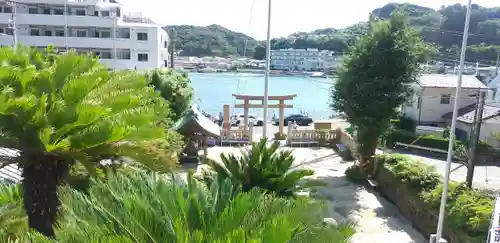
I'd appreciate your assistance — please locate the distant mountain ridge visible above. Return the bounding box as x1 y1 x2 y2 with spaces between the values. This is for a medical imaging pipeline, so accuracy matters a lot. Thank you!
163 25 259 58
166 3 500 64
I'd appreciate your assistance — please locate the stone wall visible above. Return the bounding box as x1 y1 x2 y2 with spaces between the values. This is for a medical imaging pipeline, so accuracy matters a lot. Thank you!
375 167 478 243
336 128 358 158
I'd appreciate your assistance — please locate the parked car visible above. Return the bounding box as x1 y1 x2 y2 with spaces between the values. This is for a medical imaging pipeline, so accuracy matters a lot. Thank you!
231 114 265 126
275 114 313 126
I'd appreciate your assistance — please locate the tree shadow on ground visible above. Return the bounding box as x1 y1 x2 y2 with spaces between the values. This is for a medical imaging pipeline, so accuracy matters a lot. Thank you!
371 201 428 242
309 174 365 222
309 172 427 243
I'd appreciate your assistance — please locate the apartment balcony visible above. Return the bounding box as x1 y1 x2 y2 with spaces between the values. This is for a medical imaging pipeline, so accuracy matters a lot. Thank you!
0 34 150 50
0 13 116 28
17 0 103 6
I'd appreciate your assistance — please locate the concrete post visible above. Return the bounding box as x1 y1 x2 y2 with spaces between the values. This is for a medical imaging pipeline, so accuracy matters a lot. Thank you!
243 99 249 128
429 234 436 243
223 104 230 130
249 122 254 142
429 234 448 243
279 100 285 134
287 121 293 145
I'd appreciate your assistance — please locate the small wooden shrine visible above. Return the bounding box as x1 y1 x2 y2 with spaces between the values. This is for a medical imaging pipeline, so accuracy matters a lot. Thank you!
173 105 221 163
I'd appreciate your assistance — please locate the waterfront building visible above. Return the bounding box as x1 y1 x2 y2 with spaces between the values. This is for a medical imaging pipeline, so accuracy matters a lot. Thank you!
270 48 340 71
0 0 169 70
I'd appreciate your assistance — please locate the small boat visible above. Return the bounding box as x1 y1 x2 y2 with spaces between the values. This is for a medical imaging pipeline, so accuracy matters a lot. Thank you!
197 67 217 73
309 72 327 78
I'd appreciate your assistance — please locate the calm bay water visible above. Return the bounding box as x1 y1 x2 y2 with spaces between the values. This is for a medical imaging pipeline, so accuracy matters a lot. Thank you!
189 72 334 120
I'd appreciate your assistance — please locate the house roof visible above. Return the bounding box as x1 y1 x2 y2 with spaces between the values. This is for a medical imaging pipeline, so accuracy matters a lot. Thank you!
455 104 500 124
173 105 221 138
442 103 476 120
0 148 20 184
418 74 488 89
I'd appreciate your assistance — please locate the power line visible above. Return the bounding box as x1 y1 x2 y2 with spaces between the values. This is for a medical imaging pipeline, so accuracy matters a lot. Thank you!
242 0 255 57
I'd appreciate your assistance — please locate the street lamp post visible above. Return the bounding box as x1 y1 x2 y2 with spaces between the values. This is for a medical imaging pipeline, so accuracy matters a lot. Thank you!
262 0 272 139
431 0 473 242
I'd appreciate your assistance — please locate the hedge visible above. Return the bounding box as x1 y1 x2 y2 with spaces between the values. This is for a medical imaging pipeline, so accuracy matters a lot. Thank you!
376 154 493 238
385 129 462 151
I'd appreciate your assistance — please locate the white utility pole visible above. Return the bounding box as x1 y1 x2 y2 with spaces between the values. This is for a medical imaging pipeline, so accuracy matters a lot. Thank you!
262 0 272 139
7 0 17 48
431 0 473 242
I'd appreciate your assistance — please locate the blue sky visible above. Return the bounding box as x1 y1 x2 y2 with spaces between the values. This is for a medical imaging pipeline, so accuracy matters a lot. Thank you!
120 0 498 40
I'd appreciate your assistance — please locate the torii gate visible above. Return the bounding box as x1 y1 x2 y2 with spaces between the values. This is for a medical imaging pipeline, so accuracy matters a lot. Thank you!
223 94 296 135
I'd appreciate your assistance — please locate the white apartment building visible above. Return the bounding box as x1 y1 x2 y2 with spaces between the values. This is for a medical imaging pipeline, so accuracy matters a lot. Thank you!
270 48 339 71
0 0 169 70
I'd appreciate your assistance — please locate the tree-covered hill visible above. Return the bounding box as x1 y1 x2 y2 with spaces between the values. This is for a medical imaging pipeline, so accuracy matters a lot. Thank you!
164 25 260 57
166 3 500 65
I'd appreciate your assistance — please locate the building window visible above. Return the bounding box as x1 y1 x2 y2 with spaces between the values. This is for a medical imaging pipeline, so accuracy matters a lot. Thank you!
30 29 40 36
164 41 167 48
117 49 131 59
55 30 65 37
44 30 52 36
137 53 148 62
42 8 50 15
76 30 87 37
29 8 38 14
101 11 110 17
117 28 130 38
3 6 12 13
75 10 86 16
5 28 13 35
99 51 112 59
0 29 4 34
440 94 451 104
100 31 111 38
137 32 148 41
54 9 64 15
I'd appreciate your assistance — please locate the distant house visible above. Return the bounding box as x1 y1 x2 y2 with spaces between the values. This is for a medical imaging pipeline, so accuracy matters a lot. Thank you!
403 74 489 127
486 72 500 103
450 103 500 144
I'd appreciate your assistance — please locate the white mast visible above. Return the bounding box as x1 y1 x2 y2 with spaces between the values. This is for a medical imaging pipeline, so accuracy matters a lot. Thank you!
431 0 473 242
262 0 272 138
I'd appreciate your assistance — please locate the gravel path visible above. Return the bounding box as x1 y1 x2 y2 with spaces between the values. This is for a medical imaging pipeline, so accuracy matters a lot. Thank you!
204 146 427 243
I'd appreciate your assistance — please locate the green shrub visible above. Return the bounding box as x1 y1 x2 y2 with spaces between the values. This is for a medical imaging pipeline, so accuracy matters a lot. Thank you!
18 171 355 242
0 184 26 242
344 165 365 183
379 154 493 238
206 138 320 197
391 116 416 132
386 129 461 151
421 182 492 237
274 132 287 140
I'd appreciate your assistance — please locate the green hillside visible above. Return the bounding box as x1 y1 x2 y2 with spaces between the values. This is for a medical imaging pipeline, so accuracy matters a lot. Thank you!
166 3 500 65
163 25 260 57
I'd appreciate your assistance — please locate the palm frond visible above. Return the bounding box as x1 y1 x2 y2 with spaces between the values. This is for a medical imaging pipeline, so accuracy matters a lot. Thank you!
205 138 321 197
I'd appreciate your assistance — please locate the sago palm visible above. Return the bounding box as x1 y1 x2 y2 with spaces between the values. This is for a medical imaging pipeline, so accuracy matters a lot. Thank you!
0 183 26 242
207 138 318 197
0 46 182 237
20 171 355 242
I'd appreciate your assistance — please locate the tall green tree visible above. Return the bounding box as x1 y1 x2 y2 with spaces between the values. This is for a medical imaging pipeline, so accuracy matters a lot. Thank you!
331 14 431 168
145 69 193 121
0 46 182 237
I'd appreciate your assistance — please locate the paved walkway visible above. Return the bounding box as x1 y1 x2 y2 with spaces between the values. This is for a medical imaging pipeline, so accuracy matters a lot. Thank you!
204 146 427 243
